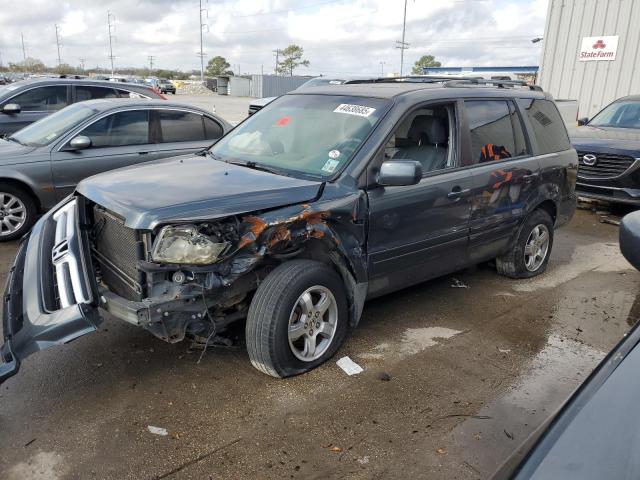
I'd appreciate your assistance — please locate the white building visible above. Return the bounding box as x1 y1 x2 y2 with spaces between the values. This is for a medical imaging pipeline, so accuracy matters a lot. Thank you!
539 0 640 118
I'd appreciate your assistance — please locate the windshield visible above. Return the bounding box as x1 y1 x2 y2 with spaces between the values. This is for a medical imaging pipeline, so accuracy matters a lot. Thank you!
210 94 390 179
11 103 97 147
589 100 640 128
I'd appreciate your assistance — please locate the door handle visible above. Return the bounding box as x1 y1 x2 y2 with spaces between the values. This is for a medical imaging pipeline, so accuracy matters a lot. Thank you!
447 187 471 200
522 173 539 183
138 151 149 155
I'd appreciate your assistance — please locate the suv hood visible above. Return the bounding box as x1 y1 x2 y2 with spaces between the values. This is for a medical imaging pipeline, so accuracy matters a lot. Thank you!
76 154 323 230
569 125 640 155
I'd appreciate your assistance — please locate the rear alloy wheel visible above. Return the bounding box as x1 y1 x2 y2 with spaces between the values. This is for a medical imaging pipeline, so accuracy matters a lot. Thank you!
246 260 348 377
0 184 36 241
496 209 554 279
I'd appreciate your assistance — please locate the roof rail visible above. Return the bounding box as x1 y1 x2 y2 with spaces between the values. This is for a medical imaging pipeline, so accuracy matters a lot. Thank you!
444 78 543 91
348 75 467 84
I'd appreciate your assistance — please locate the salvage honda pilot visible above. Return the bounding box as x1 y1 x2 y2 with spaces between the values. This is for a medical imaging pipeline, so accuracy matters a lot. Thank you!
0 78 577 382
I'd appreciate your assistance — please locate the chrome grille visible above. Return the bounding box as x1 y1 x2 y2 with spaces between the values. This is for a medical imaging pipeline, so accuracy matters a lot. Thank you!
52 200 90 308
92 206 144 301
577 152 636 179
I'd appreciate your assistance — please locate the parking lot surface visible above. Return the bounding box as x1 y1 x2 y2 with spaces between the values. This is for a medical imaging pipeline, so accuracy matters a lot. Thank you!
171 95 252 126
0 208 637 480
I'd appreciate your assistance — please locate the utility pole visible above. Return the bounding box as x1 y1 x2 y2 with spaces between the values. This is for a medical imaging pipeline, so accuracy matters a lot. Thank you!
148 55 155 72
79 58 86 71
395 0 409 75
380 61 386 76
55 24 62 66
107 11 116 76
272 49 282 75
198 0 208 81
21 33 26 61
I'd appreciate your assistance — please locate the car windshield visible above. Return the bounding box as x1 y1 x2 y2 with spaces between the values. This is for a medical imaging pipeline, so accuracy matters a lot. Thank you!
209 94 390 179
589 100 640 128
10 103 97 147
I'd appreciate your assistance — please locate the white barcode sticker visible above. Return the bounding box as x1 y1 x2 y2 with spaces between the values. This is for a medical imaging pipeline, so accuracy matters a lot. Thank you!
333 104 376 117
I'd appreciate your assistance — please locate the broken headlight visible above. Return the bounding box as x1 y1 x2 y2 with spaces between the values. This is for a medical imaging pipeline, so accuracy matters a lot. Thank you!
151 225 229 264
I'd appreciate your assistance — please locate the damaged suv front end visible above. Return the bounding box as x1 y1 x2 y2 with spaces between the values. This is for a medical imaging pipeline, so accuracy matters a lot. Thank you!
1 92 387 382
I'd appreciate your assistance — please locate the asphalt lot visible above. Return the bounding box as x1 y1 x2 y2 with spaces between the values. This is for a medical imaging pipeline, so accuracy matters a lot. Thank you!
171 94 253 126
0 206 637 479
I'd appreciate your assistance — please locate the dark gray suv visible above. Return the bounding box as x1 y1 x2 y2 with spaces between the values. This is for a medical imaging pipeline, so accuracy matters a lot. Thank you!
0 77 163 135
0 78 577 384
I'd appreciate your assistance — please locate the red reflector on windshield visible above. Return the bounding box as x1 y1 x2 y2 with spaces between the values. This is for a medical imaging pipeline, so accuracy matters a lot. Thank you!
276 116 291 126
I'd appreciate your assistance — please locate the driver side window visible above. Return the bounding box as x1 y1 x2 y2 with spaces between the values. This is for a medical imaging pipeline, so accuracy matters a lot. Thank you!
79 110 150 148
383 103 456 175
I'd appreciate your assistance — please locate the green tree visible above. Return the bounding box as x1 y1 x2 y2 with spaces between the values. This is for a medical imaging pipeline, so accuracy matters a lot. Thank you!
411 55 441 74
277 45 310 76
206 56 233 77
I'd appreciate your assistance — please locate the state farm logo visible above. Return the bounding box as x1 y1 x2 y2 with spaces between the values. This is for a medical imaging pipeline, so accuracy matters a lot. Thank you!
580 35 618 61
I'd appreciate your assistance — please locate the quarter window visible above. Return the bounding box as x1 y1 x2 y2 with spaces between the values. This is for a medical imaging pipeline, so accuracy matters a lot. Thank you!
9 86 68 112
204 116 223 140
518 98 571 154
80 110 150 147
158 110 205 143
465 100 528 163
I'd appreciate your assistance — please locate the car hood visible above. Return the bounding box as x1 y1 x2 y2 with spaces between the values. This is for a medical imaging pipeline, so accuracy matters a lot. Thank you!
0 138 39 161
569 125 640 156
76 154 323 230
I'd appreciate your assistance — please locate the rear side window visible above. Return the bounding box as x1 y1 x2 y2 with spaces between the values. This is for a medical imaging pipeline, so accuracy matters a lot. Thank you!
158 110 205 142
518 98 571 154
204 116 223 140
76 86 118 101
465 100 528 163
80 110 150 147
9 86 68 112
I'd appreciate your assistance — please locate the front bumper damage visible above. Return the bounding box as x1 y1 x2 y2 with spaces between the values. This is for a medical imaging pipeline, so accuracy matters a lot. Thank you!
0 198 101 384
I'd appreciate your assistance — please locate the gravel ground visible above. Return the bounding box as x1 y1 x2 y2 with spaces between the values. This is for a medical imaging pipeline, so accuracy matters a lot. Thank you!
0 207 638 479
169 94 253 125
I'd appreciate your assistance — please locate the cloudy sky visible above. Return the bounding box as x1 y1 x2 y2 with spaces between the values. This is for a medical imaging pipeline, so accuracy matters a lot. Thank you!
0 0 548 75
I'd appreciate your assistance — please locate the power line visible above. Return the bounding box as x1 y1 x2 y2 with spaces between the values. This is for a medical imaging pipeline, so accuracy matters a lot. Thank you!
55 24 63 66
107 11 116 76
198 0 208 81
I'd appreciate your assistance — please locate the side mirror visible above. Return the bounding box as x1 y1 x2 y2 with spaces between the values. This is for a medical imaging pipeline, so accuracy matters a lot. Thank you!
68 135 92 151
620 211 640 271
577 117 589 126
377 160 422 187
2 103 20 114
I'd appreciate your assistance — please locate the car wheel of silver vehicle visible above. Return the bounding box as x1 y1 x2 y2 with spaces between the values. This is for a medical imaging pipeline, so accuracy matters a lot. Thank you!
0 183 37 241
496 208 554 279
524 224 550 272
287 286 338 362
246 260 349 378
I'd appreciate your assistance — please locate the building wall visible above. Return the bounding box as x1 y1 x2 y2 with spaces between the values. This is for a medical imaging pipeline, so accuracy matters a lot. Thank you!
250 75 311 98
539 0 640 118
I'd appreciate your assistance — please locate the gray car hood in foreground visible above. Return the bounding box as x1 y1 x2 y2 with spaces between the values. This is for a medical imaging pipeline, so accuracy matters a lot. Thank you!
0 138 39 163
76 154 323 230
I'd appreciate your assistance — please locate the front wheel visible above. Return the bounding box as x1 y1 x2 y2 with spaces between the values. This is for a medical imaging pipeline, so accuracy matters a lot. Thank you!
496 209 554 279
246 260 348 378
0 183 37 241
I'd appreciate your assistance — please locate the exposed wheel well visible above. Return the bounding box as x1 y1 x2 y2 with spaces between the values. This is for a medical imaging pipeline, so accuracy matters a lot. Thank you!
535 199 557 225
0 178 42 212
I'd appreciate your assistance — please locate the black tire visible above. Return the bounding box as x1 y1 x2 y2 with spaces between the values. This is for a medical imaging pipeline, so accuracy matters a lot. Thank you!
496 209 554 279
0 183 37 241
246 259 349 378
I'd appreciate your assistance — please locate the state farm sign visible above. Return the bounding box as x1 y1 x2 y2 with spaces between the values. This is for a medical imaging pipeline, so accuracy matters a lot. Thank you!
579 36 618 61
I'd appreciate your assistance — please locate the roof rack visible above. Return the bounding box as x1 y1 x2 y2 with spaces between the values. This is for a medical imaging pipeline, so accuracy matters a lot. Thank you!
444 78 543 91
346 75 543 91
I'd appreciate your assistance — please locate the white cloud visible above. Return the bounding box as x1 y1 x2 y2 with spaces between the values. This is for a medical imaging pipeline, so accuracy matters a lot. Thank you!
0 0 548 75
